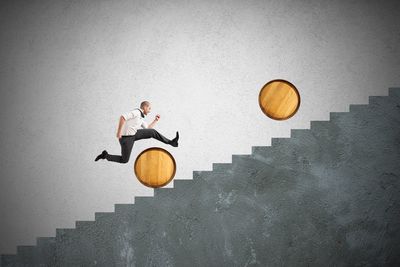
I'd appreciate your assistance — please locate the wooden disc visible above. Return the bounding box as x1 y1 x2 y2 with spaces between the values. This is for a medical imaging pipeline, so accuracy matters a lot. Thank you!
258 79 300 120
134 147 176 188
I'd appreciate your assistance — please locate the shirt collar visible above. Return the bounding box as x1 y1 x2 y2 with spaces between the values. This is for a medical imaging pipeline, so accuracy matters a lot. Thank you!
137 108 145 118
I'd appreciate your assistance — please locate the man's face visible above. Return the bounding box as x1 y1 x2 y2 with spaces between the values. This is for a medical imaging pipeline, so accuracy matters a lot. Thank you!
143 105 151 115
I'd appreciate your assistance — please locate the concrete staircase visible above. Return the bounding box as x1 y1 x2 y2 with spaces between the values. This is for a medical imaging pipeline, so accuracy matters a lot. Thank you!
1 88 400 266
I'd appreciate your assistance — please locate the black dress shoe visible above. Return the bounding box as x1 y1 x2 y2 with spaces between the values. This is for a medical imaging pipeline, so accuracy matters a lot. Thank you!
172 131 179 142
170 140 178 147
170 131 179 147
95 150 108 161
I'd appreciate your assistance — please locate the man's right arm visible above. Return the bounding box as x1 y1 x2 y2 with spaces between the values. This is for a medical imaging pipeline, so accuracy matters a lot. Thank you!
116 116 126 139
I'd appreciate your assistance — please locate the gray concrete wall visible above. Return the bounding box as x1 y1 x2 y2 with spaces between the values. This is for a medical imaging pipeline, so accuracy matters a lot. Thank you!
0 0 400 254
2 90 399 266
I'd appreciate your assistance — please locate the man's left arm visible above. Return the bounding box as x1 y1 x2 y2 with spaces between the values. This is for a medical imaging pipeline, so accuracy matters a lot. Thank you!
144 114 160 129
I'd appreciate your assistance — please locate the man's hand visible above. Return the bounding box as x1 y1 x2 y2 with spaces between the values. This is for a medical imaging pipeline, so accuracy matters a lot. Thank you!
117 132 122 139
148 114 160 129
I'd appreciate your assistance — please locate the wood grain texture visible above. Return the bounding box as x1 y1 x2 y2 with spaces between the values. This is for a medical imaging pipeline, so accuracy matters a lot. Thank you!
134 147 176 188
258 79 300 120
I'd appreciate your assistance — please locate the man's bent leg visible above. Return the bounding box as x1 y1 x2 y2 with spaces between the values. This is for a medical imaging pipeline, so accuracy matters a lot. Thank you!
106 136 135 163
134 128 172 145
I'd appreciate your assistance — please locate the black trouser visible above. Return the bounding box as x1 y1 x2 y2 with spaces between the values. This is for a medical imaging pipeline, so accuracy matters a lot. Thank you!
106 128 172 164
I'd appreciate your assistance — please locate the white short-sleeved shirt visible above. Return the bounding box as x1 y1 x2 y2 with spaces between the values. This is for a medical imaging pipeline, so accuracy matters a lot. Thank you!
121 108 148 136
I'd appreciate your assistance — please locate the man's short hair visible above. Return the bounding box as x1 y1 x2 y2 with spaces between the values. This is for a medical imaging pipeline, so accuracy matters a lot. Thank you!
140 101 150 109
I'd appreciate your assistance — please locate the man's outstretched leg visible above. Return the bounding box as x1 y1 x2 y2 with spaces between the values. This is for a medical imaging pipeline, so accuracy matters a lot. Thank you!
95 129 178 162
95 136 135 163
135 128 179 147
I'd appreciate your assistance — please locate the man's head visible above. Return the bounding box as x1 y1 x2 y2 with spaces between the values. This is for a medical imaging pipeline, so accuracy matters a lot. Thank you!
140 101 151 115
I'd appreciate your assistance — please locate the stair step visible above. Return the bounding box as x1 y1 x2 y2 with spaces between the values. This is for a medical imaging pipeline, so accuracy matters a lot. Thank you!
114 203 135 214
1 254 18 266
171 179 198 196
349 104 369 113
271 137 291 147
212 162 232 172
35 237 56 265
192 170 213 180
56 228 75 239
173 179 194 190
14 246 38 266
232 154 252 165
94 212 114 221
36 237 55 247
290 128 310 138
16 246 35 260
370 95 400 110
232 153 262 168
389 87 400 98
310 120 330 131
154 187 174 197
329 111 348 121
251 146 271 155
134 196 154 206
369 95 388 104
75 220 95 229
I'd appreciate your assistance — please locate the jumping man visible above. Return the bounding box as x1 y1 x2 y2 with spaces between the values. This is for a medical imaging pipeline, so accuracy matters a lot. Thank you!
95 101 179 163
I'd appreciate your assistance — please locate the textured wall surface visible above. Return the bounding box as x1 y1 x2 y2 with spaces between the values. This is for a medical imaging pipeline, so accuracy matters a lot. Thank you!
1 89 399 266
1 0 400 254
